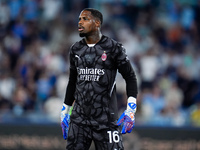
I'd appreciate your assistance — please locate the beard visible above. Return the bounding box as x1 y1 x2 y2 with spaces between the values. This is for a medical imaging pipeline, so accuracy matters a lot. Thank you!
79 32 87 37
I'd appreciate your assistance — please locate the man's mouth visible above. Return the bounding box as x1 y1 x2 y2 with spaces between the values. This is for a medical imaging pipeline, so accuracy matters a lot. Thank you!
78 26 84 32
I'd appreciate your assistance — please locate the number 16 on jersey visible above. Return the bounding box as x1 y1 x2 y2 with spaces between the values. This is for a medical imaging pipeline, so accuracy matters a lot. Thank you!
107 131 120 143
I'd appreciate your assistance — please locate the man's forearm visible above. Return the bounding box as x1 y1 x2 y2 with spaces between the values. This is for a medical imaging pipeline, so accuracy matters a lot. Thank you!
64 68 77 105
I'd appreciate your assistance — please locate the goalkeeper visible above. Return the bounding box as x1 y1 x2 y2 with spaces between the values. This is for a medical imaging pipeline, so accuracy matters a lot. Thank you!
61 8 138 150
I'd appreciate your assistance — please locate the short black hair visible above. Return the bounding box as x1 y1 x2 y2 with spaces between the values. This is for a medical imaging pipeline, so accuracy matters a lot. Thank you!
83 8 103 25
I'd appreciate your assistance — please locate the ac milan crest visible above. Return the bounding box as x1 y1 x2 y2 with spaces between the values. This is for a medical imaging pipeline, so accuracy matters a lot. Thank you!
101 51 107 61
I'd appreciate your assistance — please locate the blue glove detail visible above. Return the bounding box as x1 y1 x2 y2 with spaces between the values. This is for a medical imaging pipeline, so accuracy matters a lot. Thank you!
61 105 65 111
61 114 70 140
128 102 137 110
117 103 136 134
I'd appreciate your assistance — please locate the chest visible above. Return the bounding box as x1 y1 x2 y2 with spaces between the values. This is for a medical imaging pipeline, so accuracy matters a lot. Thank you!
73 46 115 69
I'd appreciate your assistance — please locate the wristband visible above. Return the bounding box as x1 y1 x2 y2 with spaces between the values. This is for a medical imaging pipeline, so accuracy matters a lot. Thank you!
127 97 137 112
62 103 73 114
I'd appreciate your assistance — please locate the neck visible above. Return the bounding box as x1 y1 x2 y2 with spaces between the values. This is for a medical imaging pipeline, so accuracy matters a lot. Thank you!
85 31 102 44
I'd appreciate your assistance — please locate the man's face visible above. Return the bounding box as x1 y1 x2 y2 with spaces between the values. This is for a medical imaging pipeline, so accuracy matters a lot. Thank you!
78 10 98 37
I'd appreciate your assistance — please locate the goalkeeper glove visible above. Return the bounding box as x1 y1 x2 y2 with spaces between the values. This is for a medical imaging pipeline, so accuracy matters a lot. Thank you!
117 97 137 134
61 103 72 140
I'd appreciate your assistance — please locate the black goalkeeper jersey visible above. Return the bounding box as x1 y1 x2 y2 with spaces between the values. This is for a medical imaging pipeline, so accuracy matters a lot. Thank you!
64 35 138 130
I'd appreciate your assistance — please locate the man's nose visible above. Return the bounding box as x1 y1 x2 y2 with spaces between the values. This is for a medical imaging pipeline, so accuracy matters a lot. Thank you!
79 19 83 25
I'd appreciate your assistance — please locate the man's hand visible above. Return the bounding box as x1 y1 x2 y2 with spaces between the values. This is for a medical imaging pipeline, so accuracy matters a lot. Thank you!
117 97 137 134
61 103 72 140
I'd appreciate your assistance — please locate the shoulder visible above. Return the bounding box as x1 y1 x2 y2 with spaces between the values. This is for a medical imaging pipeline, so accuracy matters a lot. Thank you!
70 39 86 51
98 35 123 49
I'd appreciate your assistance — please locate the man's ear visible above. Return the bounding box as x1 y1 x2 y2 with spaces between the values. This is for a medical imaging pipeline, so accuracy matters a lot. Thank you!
95 20 101 28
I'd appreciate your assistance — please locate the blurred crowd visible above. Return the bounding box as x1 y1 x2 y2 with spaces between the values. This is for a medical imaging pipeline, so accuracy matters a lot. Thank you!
0 0 200 127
